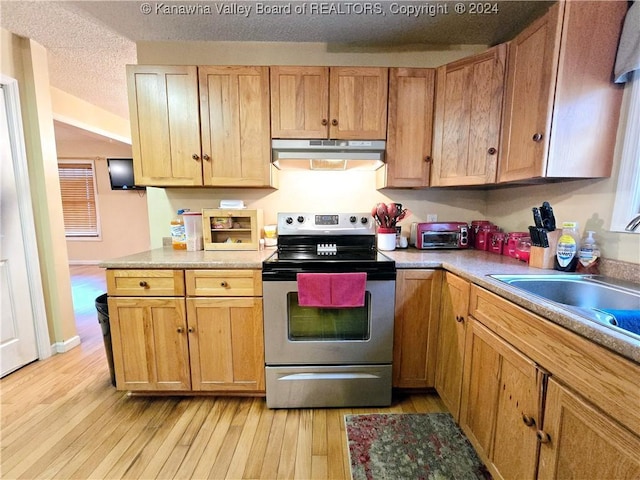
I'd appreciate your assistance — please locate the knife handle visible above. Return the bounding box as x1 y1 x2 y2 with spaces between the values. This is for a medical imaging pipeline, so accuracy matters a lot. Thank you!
532 208 543 228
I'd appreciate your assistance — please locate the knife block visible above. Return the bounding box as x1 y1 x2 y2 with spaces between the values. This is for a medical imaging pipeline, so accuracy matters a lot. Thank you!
529 230 562 269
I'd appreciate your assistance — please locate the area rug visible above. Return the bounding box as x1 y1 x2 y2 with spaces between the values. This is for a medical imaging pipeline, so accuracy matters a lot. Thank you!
345 413 490 480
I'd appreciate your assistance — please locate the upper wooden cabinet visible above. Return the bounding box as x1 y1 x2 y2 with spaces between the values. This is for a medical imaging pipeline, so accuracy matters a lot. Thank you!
270 66 388 140
127 66 203 186
431 44 506 186
270 66 329 139
498 1 626 182
380 68 435 188
127 65 274 187
200 66 272 186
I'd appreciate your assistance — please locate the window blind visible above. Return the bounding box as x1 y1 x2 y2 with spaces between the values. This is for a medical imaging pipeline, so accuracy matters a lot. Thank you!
58 161 99 237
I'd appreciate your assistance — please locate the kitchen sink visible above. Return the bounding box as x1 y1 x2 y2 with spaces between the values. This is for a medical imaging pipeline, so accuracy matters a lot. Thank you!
490 274 640 340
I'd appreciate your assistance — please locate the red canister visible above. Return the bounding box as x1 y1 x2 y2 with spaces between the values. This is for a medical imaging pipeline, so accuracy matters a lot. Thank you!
515 237 532 263
475 224 499 250
503 232 530 257
470 220 492 248
488 231 506 254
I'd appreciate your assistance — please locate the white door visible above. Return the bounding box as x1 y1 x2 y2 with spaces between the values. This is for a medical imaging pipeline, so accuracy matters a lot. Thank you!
0 84 44 377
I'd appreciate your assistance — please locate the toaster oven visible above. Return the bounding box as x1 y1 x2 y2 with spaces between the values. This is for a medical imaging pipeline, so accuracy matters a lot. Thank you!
410 222 469 249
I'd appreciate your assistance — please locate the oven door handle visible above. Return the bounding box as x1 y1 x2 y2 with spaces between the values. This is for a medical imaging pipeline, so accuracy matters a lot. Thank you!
277 372 382 381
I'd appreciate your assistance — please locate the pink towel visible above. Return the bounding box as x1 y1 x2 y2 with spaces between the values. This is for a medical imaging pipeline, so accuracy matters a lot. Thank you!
297 273 332 307
297 272 367 308
330 272 367 307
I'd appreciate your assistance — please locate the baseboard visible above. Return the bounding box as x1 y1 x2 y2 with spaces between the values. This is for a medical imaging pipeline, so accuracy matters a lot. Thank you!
68 260 103 266
51 335 82 354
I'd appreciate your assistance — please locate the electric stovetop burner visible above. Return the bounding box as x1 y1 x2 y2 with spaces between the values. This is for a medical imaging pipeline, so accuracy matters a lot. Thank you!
262 212 396 280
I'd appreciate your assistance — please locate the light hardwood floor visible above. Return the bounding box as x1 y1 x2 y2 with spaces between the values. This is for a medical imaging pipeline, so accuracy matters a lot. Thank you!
1 265 446 479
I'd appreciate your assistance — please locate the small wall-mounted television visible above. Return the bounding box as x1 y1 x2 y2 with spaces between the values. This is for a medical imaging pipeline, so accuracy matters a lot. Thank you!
107 158 145 190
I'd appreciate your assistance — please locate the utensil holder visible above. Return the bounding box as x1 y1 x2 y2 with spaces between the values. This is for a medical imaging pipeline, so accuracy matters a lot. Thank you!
529 230 561 269
377 228 396 251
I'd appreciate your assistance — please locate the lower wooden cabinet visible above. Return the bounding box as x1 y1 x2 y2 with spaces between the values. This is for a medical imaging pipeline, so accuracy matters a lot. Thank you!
108 297 191 391
107 268 265 394
393 269 442 388
460 317 541 480
454 284 640 480
537 378 640 479
186 297 264 392
434 272 469 421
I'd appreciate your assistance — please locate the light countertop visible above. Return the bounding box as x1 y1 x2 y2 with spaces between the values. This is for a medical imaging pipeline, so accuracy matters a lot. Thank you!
100 247 640 363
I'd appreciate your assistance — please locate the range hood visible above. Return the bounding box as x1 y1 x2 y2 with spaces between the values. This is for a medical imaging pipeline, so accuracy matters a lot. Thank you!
271 139 386 171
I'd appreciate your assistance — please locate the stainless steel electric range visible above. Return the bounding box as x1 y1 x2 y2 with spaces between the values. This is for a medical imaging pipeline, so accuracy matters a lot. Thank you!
262 212 396 408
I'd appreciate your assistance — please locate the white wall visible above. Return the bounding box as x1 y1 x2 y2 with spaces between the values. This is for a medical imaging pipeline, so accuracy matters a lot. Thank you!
146 171 487 247
55 126 150 263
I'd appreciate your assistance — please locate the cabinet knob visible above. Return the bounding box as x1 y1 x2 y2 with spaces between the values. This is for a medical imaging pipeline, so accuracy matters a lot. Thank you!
188 327 195 333
220 281 228 288
321 119 328 126
331 119 338 126
177 327 184 333
522 414 536 427
202 154 210 161
487 147 497 155
424 156 433 163
192 153 200 161
536 430 551 443
139 281 148 288
532 133 543 142
455 315 464 323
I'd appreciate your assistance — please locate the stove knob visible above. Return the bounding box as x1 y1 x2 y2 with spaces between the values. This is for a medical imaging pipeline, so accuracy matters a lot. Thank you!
285 216 293 224
360 217 369 224
297 216 305 223
350 216 357 223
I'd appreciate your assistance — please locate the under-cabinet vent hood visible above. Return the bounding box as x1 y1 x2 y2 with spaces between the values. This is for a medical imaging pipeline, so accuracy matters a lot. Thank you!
271 139 386 171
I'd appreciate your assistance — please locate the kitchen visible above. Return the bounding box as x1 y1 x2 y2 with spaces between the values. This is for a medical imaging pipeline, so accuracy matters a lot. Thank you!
2 0 640 478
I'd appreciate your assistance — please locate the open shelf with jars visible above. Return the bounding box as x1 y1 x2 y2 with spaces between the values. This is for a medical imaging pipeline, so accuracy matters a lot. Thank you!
202 209 263 251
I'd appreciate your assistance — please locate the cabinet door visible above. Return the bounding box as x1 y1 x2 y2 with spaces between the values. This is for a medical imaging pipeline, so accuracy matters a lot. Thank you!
108 297 191 391
392 269 442 388
460 318 540 480
384 68 435 188
431 44 506 186
126 65 203 186
199 66 272 187
270 66 329 139
187 297 265 392
498 3 562 182
537 378 640 480
434 272 470 421
329 67 388 139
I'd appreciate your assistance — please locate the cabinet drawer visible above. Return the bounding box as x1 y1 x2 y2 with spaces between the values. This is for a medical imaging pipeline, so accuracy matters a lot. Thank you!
185 270 262 297
470 284 640 437
106 270 185 296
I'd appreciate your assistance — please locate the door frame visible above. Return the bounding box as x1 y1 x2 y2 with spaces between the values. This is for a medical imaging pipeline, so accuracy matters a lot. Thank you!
1 74 51 361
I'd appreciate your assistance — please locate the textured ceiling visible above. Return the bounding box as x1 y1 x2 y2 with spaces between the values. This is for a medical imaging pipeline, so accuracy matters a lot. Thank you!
1 0 552 121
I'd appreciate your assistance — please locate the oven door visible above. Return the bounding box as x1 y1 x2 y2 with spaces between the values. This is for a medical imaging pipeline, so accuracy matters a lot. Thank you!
263 280 395 365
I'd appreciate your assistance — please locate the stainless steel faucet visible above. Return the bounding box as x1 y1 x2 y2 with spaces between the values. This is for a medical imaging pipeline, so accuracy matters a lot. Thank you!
625 213 640 231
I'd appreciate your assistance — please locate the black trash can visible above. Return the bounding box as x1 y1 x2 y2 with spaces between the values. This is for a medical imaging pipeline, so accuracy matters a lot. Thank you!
95 294 116 387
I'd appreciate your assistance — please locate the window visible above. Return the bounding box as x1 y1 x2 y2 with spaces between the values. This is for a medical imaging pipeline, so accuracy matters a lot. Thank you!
58 160 100 238
610 72 640 233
